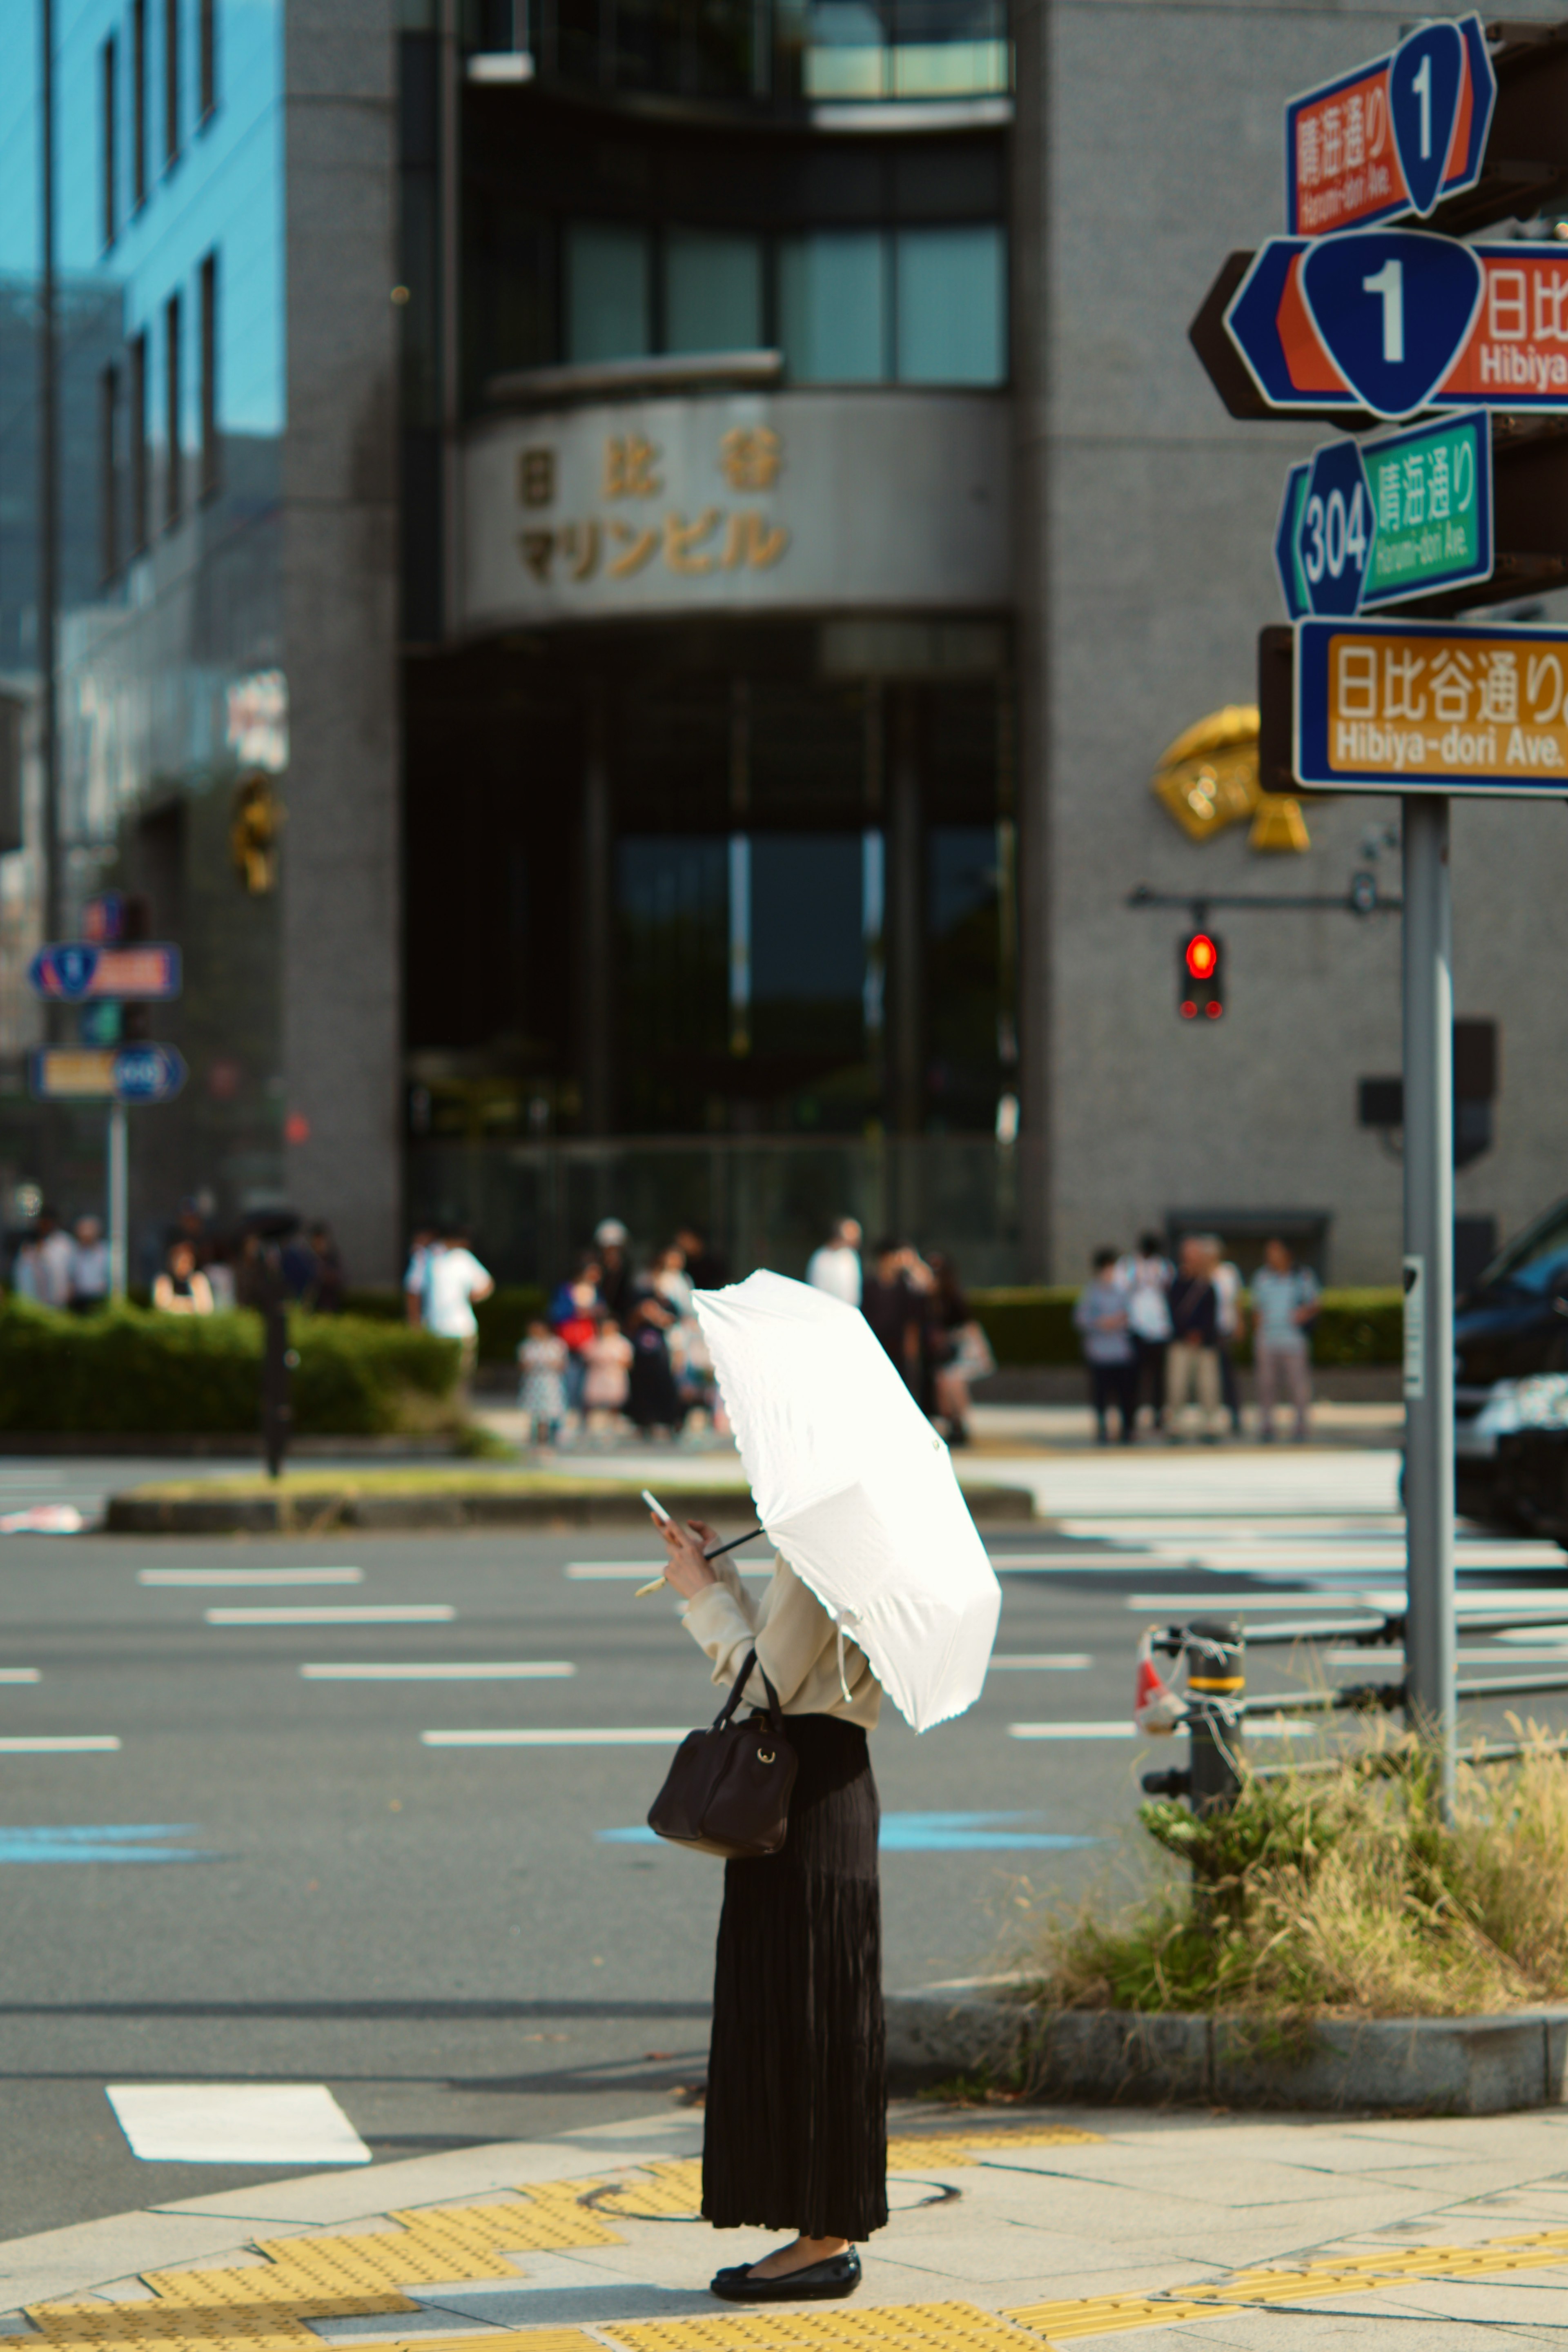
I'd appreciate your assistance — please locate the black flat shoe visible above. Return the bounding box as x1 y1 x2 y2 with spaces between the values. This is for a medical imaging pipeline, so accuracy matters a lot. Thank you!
710 2248 861 2302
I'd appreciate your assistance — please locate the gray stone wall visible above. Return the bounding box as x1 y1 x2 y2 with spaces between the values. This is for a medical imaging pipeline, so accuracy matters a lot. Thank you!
1025 0 1568 1283
280 1 403 1283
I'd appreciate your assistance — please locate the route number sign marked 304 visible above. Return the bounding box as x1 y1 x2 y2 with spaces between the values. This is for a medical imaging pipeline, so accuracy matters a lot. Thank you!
1294 617 1568 794
1285 14 1494 238
1275 410 1491 621
1227 234 1568 419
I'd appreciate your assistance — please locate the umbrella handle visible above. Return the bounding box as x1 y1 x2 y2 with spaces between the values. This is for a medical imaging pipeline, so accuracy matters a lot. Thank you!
635 1523 765 1596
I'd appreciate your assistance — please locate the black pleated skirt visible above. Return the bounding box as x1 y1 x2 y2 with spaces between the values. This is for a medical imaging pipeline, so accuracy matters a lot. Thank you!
702 1713 888 2241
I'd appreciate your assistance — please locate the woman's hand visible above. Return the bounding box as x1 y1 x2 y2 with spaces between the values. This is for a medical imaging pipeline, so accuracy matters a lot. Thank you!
655 1512 721 1599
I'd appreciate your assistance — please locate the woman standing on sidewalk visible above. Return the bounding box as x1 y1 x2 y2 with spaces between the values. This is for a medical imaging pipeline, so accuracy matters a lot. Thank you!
653 1510 885 2305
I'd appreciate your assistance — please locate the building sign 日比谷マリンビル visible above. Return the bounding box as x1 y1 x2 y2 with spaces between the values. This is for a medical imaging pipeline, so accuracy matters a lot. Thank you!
459 390 1012 629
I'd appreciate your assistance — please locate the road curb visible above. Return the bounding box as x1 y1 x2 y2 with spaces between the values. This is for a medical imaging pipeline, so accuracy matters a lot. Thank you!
883 1982 1568 2112
102 1483 1038 1534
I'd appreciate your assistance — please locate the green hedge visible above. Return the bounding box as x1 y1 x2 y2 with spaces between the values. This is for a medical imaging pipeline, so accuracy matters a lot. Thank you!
0 1302 460 1434
968 1285 1404 1368
343 1285 548 1364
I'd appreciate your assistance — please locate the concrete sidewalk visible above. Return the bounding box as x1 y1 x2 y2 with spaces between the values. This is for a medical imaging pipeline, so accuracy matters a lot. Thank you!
6 2099 1568 2350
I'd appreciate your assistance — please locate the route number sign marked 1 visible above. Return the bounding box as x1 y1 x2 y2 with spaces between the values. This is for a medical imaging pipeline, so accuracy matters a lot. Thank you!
1294 616 1568 793
1285 13 1495 238
27 943 182 1002
1226 236 1568 419
1274 410 1491 621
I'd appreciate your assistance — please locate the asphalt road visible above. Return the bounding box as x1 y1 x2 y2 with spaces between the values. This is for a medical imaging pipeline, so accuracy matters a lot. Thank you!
3 1501 1567 2247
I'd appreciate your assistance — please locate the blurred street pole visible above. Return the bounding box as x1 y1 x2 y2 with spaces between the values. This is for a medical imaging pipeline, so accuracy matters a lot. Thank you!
39 0 62 961
1402 796 1456 1815
107 1104 127 1300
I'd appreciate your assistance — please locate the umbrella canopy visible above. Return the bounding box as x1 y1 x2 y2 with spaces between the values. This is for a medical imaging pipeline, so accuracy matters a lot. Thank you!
693 1270 1001 1732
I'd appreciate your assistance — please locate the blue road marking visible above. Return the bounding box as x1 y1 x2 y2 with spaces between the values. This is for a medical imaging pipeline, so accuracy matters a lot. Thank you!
0 1825 212 1864
599 1813 1100 1855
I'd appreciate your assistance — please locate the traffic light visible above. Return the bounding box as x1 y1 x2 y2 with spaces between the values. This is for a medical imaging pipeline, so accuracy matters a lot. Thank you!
1178 931 1225 1021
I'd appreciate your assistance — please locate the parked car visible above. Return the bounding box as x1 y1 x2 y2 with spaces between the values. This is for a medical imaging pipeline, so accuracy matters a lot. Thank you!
1452 1194 1568 1531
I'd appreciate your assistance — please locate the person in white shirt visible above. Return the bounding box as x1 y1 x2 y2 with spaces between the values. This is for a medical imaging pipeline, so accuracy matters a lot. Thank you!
1115 1232 1174 1433
421 1229 495 1379
69 1216 110 1313
33 1210 75 1310
403 1227 435 1326
1203 1235 1245 1436
805 1218 863 1308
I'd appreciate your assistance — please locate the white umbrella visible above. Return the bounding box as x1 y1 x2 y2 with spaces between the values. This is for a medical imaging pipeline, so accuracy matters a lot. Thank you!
692 1270 1001 1732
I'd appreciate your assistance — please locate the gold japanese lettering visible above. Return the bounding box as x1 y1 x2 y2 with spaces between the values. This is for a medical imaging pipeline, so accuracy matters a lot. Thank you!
720 511 790 570
718 427 782 492
664 508 721 574
517 448 556 508
603 434 662 498
560 521 600 581
519 529 555 582
607 519 659 577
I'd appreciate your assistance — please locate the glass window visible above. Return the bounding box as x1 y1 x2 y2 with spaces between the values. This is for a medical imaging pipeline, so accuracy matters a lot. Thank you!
751 833 865 1065
664 229 764 355
778 232 885 383
895 223 1006 385
564 223 653 364
801 0 889 99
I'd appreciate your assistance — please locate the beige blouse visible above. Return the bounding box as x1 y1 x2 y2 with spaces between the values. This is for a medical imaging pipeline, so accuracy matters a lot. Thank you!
679 1555 881 1730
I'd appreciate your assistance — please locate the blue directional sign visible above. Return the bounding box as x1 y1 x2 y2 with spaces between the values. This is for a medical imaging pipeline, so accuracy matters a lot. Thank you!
1295 439 1375 618
1275 411 1493 622
27 942 181 1001
1389 20 1466 219
1298 231 1483 419
1274 463 1312 621
109 1045 186 1103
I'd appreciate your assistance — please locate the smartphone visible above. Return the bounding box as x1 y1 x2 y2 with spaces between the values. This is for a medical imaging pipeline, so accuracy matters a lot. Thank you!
641 1488 672 1523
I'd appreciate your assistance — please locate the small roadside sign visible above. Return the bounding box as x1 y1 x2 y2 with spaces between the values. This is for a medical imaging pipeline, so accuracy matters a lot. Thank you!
27 944 181 1001
1285 15 1495 238
82 893 127 944
1294 615 1568 793
1275 411 1492 620
1225 234 1568 419
111 1044 187 1103
29 1049 117 1100
27 1043 187 1102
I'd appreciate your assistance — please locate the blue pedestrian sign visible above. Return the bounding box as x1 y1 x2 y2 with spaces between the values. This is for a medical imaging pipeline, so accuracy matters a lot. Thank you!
110 1045 186 1103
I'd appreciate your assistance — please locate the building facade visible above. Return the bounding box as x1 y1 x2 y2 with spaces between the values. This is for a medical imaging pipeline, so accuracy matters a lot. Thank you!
4 0 1567 1289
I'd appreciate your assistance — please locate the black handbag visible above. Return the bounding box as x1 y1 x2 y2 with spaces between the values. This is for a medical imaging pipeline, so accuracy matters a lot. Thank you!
648 1649 798 1859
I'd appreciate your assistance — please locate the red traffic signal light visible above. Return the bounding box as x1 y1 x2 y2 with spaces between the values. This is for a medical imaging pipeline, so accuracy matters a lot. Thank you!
1178 931 1225 1021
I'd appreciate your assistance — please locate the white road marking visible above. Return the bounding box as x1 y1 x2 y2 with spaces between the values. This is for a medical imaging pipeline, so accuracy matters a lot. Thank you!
1009 1722 1136 1741
565 1561 768 1579
420 1727 693 1747
301 1662 575 1680
139 1567 364 1586
1128 1590 1568 1615
987 1655 1093 1670
106 2083 370 2164
205 1605 455 1626
0 1667 41 1682
0 1735 120 1752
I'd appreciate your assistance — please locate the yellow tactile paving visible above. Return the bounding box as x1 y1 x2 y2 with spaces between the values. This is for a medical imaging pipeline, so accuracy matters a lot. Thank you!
887 2128 1102 2172
595 2160 707 2218
1004 2224 1568 2338
18 2162 1568 2352
609 2303 1043 2351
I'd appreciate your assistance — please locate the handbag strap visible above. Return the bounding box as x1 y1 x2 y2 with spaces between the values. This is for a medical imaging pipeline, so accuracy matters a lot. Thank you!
712 1647 783 1735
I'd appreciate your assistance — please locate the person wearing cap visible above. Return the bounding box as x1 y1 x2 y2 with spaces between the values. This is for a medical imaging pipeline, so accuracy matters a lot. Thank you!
593 1218 633 1319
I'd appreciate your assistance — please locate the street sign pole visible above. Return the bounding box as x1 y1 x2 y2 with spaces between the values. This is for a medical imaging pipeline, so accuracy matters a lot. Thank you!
1402 795 1456 1814
107 1102 128 1303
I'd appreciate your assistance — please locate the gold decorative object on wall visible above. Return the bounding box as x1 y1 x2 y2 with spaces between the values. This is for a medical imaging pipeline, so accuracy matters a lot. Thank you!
230 772 286 893
1151 706 1310 853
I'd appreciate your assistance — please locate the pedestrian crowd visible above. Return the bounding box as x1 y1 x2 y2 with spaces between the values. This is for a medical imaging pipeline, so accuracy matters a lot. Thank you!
5 1197 346 1320
807 1216 995 1448
1074 1229 1320 1444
